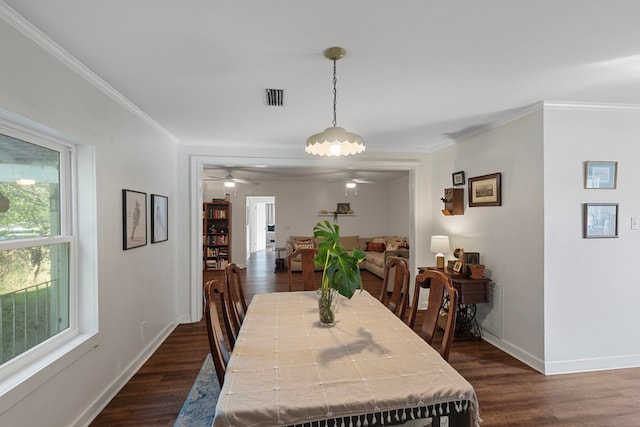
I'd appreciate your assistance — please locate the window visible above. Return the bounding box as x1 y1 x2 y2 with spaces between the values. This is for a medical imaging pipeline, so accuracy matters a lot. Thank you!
0 133 72 370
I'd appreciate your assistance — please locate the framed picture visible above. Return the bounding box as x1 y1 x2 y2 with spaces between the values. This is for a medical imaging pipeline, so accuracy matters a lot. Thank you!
468 172 502 207
122 189 147 250
224 193 230 202
452 170 465 186
585 161 617 189
463 252 480 266
453 261 463 273
151 194 168 243
583 203 618 238
336 203 351 214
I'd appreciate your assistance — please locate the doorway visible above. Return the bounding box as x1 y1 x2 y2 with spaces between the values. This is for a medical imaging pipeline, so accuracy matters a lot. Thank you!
246 196 276 260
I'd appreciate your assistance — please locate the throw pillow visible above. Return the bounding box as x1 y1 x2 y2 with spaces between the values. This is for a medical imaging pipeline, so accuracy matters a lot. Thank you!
293 240 314 251
394 239 409 249
366 241 386 253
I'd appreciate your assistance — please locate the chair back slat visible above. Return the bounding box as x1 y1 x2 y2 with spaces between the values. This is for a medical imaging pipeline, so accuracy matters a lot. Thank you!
379 257 410 320
204 279 231 386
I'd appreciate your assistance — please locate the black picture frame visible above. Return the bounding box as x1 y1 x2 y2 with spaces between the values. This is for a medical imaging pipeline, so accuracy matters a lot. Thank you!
151 194 168 243
583 203 618 238
452 171 465 186
468 172 502 207
122 189 147 250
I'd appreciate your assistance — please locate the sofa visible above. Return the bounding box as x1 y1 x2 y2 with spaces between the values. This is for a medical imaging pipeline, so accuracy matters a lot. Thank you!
287 235 409 279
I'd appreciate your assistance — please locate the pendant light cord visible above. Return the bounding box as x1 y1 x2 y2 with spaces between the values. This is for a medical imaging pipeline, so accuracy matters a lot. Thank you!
332 59 337 127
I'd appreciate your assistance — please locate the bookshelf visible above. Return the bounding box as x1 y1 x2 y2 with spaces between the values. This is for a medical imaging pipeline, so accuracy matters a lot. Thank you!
203 201 231 270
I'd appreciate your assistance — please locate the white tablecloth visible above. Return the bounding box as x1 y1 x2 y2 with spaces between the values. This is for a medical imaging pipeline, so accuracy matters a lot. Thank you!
213 290 479 427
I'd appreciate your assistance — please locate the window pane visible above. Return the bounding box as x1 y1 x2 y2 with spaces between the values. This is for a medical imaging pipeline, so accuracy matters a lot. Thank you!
0 134 61 240
0 243 69 364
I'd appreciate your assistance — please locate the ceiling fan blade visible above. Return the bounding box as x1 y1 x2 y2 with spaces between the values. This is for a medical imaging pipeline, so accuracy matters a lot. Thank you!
353 179 376 184
232 177 259 185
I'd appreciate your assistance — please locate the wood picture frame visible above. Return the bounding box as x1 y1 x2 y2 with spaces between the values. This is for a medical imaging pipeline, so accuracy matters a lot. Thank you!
583 203 618 238
151 194 168 243
584 161 617 189
468 172 502 207
452 170 465 186
122 189 147 250
453 261 463 273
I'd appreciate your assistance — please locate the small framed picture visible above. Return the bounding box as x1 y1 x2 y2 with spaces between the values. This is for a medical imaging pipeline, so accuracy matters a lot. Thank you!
463 252 480 265
122 189 147 250
336 203 351 214
224 193 230 202
453 261 463 273
583 203 618 238
469 173 502 207
585 161 617 189
452 171 465 186
151 194 168 243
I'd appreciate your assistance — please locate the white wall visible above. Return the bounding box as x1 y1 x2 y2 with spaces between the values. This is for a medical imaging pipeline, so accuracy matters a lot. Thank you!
0 16 177 426
431 109 546 370
203 177 411 263
543 104 640 373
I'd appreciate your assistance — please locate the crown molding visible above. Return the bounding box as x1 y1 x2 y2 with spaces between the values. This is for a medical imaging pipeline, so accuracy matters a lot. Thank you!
543 100 640 112
451 102 543 144
0 2 178 143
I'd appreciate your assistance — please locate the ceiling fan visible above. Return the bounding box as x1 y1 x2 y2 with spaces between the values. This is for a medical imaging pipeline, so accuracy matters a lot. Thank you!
203 169 259 188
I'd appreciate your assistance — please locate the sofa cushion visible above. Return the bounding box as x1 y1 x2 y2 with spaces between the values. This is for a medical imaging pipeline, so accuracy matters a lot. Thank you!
365 252 385 268
339 235 360 251
366 241 386 253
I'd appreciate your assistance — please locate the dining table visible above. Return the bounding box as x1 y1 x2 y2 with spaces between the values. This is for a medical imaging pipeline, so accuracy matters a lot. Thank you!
213 290 480 427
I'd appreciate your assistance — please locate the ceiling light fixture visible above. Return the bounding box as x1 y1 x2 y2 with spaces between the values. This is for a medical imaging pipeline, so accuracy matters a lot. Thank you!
224 180 236 188
306 47 365 157
345 180 357 196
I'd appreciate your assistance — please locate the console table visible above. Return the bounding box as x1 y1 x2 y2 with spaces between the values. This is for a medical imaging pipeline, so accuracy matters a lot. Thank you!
418 266 490 339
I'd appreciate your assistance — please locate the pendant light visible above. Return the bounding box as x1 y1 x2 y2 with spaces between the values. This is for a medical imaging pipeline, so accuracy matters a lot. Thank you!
306 47 365 157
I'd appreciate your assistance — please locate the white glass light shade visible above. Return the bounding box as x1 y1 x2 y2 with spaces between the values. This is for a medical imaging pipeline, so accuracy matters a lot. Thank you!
430 235 450 254
224 180 236 188
305 127 365 157
345 181 357 189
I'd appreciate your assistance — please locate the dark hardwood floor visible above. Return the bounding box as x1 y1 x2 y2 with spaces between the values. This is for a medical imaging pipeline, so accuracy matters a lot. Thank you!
91 249 640 426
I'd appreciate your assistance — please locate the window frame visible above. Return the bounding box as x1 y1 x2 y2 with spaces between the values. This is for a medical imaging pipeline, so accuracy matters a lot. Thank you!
0 110 98 414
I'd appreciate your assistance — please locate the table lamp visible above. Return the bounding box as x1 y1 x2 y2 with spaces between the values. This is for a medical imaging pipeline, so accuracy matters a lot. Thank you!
430 235 450 269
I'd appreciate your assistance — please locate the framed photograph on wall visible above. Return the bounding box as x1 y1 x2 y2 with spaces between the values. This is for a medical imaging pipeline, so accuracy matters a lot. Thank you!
452 170 465 186
336 203 351 214
584 161 617 189
151 194 168 243
468 172 502 207
583 203 618 238
122 189 147 250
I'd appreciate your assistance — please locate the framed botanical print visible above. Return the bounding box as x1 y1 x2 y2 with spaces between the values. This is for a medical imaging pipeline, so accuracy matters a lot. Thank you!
151 194 168 243
122 189 147 250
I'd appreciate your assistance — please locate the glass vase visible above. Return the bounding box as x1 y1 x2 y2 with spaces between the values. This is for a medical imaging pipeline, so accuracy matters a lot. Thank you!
317 288 339 327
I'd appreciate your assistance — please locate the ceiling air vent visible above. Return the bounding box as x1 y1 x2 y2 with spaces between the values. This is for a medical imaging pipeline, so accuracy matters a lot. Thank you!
265 88 284 106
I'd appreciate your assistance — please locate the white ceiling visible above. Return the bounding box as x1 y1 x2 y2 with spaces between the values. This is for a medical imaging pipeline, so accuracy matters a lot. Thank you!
4 1 640 181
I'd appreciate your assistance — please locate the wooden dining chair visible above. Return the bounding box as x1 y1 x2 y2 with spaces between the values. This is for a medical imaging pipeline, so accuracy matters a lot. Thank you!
414 269 459 360
204 279 232 386
287 248 319 291
225 263 247 337
379 257 410 320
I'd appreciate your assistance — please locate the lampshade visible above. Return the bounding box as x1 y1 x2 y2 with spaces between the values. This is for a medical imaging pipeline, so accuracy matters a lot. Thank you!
430 235 450 254
431 235 450 269
306 47 365 157
224 180 236 188
305 127 365 156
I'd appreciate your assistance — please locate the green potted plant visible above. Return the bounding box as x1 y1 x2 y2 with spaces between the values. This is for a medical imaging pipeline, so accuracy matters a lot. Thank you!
313 220 366 326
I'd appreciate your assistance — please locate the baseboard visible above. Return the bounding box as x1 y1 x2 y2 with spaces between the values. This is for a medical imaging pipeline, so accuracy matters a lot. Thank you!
544 354 640 375
72 320 178 427
481 331 545 374
177 313 196 324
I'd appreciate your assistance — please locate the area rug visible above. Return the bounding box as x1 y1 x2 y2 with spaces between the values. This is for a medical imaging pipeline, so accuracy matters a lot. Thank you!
174 354 220 427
